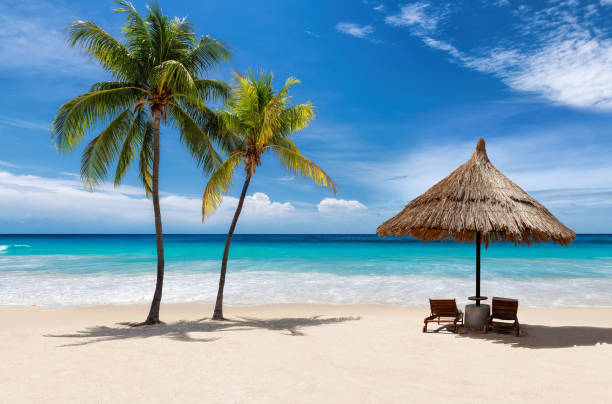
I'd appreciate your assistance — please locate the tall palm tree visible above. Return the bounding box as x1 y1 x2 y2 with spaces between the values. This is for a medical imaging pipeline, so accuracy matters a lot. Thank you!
52 1 231 325
202 71 337 320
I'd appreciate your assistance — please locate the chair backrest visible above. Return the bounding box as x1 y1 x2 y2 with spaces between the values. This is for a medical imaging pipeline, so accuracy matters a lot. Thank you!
429 299 459 317
492 297 518 320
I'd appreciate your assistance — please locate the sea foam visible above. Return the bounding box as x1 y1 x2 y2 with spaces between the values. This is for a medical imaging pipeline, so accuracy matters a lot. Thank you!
1 270 612 308
0 234 610 308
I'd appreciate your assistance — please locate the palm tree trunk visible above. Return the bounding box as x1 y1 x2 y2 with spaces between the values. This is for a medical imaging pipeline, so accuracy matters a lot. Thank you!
145 109 165 325
212 170 253 320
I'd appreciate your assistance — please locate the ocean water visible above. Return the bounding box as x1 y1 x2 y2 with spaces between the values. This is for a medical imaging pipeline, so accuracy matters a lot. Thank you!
0 234 611 308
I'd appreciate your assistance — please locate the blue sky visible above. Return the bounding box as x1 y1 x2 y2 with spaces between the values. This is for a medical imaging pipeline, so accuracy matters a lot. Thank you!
0 0 611 233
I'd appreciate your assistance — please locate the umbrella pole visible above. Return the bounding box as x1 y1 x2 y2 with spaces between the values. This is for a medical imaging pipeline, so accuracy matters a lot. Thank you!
476 231 481 306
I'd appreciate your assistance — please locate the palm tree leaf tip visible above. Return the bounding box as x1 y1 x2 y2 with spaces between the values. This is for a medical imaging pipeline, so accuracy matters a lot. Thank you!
271 146 337 195
202 153 243 220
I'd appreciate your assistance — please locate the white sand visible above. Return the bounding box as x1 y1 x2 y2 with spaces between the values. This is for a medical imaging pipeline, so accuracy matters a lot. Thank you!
1 303 612 403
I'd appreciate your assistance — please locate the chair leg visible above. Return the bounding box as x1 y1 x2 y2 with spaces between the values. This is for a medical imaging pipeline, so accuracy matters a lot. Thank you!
454 315 462 333
515 321 520 337
423 322 427 333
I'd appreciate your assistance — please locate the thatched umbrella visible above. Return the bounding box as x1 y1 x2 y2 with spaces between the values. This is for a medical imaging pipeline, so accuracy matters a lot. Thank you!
377 138 575 305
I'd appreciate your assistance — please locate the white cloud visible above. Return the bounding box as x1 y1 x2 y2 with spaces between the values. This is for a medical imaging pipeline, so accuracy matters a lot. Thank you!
601 0 612 5
422 37 463 59
0 171 294 228
305 30 320 38
374 4 385 11
384 2 440 31
584 4 598 18
0 118 50 131
317 198 367 214
386 2 612 110
335 22 374 38
0 169 374 233
239 192 295 216
465 35 612 110
346 133 612 204
531 188 612 208
0 171 149 224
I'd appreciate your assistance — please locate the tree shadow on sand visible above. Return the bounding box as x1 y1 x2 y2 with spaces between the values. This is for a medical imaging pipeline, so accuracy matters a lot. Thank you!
45 315 360 347
457 324 612 349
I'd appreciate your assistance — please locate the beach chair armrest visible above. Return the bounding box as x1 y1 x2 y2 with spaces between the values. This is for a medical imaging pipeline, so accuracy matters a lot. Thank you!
424 315 437 323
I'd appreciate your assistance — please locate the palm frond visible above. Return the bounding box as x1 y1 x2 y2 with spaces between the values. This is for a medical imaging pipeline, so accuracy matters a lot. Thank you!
169 103 222 173
182 36 230 75
114 111 146 186
276 77 300 101
52 87 143 153
151 60 197 99
248 70 275 107
266 145 337 195
90 81 142 92
231 72 260 123
268 136 299 152
194 78 231 103
80 109 133 188
146 1 170 65
178 99 239 153
167 17 196 56
278 103 315 135
113 1 153 63
66 20 138 80
217 110 245 140
257 97 283 145
202 152 245 219
138 118 154 196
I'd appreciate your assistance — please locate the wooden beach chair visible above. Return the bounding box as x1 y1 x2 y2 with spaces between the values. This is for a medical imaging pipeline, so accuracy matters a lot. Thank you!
484 297 520 337
423 299 463 333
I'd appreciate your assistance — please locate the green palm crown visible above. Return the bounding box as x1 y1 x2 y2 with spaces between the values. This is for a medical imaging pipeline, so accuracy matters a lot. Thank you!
202 70 337 219
51 0 231 192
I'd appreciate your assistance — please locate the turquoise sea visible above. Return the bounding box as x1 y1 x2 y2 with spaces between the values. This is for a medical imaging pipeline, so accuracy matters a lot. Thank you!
1 234 611 307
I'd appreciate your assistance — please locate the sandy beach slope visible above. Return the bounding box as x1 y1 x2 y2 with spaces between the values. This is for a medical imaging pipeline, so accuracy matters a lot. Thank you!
2 303 612 403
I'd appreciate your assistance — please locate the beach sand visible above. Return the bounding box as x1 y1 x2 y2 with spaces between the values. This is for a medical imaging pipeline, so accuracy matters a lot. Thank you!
2 303 612 403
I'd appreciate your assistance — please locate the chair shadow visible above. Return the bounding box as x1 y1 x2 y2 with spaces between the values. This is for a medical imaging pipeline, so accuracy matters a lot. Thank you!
45 315 360 347
424 324 458 333
457 324 612 349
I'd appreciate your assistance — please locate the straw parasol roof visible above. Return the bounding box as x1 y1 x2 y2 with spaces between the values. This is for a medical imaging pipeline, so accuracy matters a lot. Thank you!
377 138 576 247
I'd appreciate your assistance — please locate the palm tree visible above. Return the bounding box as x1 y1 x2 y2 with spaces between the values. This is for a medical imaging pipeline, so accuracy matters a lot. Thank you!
202 71 337 320
52 1 231 325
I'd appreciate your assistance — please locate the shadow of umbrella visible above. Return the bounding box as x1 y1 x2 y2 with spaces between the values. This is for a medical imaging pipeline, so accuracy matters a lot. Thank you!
457 324 612 349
